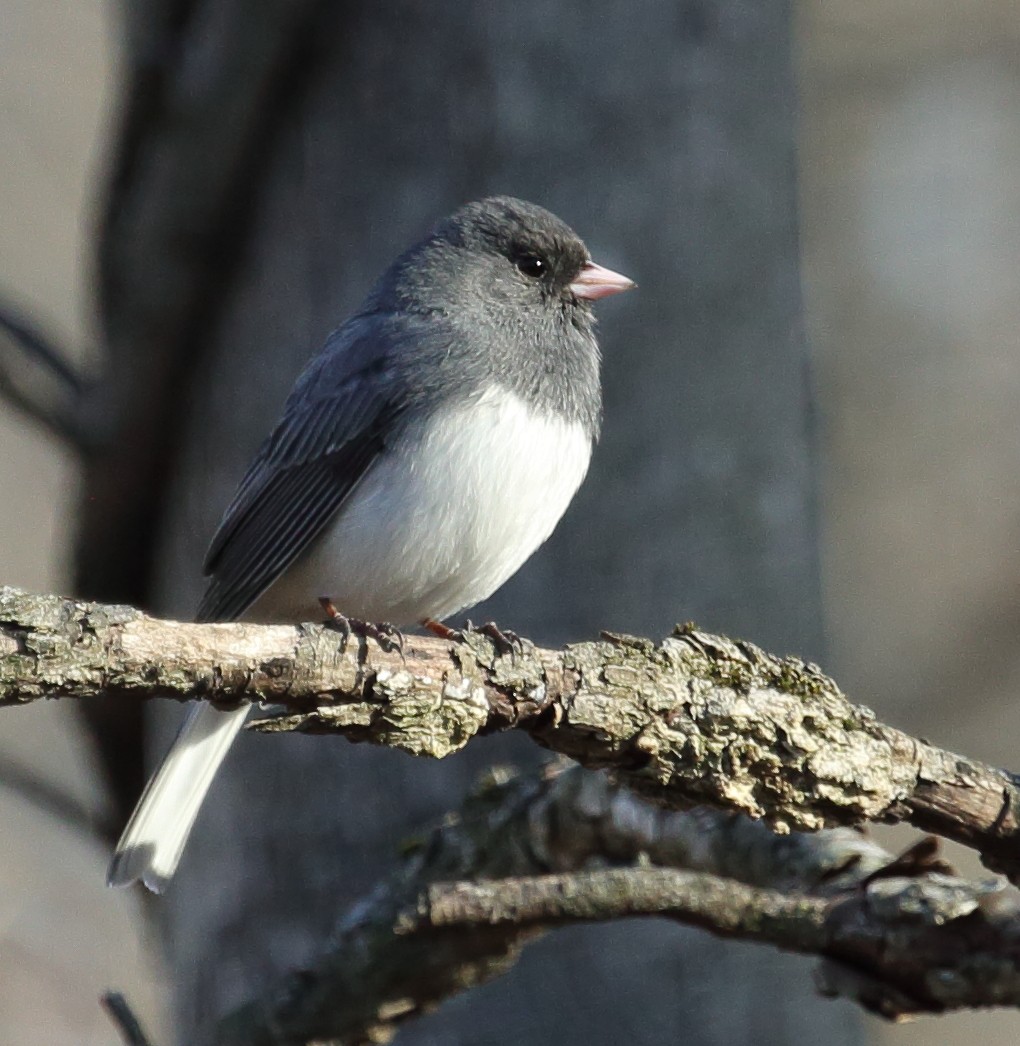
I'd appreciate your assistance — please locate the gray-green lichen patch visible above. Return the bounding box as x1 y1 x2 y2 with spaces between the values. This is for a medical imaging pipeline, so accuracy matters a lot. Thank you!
864 875 997 926
537 629 921 835
0 587 139 702
374 667 489 759
252 662 490 760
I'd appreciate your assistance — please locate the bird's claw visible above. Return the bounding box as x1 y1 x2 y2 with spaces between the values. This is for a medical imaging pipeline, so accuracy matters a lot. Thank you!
464 620 524 659
319 597 404 655
369 620 405 656
423 617 523 659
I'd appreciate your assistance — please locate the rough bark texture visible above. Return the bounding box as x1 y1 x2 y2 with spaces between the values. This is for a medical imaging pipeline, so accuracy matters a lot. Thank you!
81 758 1019 1043
214 765 1013 1045
5 586 1020 885
95 1 852 1044
414 868 1020 1010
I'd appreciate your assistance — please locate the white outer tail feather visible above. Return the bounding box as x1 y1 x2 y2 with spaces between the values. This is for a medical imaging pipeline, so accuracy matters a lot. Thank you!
106 704 249 892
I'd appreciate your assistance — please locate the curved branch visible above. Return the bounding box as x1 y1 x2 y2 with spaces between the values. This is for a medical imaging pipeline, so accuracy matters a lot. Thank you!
212 763 886 1043
5 587 1020 1038
414 865 1020 1019
215 763 1018 1043
2 585 1020 881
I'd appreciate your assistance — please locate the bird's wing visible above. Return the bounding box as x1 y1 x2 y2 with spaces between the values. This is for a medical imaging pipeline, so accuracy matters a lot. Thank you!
196 320 405 623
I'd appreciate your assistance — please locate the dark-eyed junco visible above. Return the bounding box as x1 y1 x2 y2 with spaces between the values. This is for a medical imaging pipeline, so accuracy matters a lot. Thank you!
108 196 634 892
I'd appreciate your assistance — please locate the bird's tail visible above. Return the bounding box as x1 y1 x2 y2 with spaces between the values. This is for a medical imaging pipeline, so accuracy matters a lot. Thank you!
106 703 249 892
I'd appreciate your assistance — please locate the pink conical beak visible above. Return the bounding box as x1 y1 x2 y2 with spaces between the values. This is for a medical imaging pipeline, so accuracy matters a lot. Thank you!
569 261 636 301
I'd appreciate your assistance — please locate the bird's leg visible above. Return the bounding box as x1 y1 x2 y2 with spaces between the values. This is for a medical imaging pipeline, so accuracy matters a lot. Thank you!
320 597 403 655
422 617 523 659
319 597 352 649
421 618 460 641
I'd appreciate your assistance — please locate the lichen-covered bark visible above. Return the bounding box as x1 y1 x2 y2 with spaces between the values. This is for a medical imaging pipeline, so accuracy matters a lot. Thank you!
212 761 1020 1044
7 585 1020 1039
414 867 1020 1017
3 586 1020 884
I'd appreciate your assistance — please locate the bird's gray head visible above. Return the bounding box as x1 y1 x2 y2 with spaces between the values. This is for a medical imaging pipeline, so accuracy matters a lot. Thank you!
361 197 633 437
434 196 593 310
368 196 633 321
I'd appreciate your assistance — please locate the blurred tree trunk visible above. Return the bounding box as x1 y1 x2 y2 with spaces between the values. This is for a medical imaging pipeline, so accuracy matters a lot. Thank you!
92 2 860 1043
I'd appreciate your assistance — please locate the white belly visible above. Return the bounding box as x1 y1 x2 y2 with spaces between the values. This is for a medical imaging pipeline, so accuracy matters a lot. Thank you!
251 387 592 626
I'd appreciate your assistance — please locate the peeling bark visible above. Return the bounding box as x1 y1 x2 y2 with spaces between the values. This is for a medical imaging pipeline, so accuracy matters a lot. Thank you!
3 586 1020 884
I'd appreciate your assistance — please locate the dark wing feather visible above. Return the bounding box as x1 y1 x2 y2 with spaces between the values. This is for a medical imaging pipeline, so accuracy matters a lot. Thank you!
196 323 401 623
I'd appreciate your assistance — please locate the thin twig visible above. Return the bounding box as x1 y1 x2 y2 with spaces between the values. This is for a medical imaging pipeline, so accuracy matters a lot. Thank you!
0 302 98 449
417 867 829 941
101 991 155 1046
0 752 113 841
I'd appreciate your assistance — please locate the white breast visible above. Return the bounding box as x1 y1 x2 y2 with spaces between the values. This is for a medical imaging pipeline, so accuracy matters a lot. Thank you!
255 386 592 626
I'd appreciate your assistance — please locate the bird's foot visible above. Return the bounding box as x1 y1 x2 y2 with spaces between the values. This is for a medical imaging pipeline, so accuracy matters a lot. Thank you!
422 617 523 659
466 620 524 658
320 597 404 655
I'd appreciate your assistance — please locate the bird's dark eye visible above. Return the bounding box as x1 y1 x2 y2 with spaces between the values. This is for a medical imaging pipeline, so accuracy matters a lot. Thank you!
516 254 547 278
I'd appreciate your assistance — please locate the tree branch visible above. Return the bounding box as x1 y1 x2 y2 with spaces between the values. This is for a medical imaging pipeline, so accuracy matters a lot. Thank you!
101 991 156 1046
3 586 1019 881
413 864 1020 1019
214 762 1019 1044
6 585 1020 1038
212 763 866 1043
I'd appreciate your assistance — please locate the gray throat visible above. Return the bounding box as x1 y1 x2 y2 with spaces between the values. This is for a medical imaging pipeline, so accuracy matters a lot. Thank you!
471 302 603 441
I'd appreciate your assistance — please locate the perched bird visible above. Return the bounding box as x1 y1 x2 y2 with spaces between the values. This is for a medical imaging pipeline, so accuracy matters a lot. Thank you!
108 196 634 892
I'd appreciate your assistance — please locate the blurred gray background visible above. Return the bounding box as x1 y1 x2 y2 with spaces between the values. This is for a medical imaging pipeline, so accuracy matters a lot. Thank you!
2 0 1019 1043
